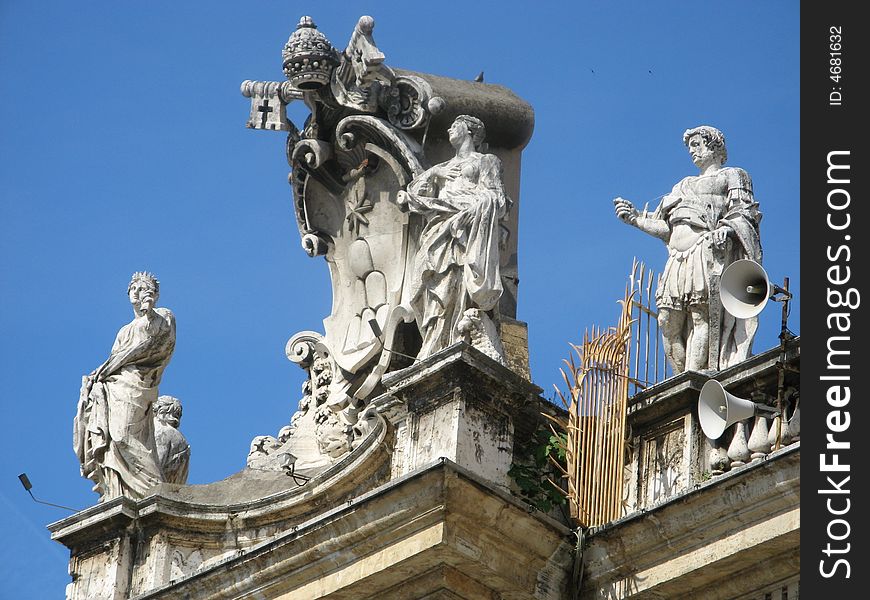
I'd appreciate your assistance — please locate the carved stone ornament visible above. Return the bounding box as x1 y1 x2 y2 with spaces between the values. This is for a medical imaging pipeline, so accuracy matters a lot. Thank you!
73 272 176 500
242 15 524 471
613 126 763 374
282 16 339 91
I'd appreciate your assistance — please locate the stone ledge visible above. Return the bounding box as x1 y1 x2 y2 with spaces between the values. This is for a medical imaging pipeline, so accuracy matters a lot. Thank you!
382 341 542 398
137 459 571 600
627 337 800 429
46 496 138 548
582 443 800 599
50 421 391 544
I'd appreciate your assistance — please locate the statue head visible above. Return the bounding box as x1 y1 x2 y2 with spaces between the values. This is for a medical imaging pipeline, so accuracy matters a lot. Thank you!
449 115 486 151
155 395 182 428
683 126 727 167
128 271 160 312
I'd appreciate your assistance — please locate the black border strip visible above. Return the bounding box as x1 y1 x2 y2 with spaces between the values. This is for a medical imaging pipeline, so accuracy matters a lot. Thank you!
801 4 868 595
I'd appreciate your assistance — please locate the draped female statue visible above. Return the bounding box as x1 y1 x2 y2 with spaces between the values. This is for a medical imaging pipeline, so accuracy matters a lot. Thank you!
398 115 509 359
74 272 176 500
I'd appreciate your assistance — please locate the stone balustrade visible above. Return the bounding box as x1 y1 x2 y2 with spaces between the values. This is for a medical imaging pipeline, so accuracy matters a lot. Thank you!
620 337 799 516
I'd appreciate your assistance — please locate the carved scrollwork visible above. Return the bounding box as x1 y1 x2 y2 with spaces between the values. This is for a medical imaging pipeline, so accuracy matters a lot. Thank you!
285 330 324 368
301 232 330 257
335 115 425 177
292 138 344 196
291 138 334 170
382 75 434 130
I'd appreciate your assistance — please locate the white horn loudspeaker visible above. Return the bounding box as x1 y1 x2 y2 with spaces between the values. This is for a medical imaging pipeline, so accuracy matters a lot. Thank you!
698 379 778 440
719 259 771 319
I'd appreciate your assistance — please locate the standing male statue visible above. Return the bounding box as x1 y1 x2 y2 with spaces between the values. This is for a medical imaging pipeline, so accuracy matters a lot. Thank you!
613 126 762 373
74 272 176 500
397 115 510 361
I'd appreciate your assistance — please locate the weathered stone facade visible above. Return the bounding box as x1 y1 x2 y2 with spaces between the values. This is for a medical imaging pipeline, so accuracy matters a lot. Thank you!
51 346 572 599
581 340 800 599
50 14 800 600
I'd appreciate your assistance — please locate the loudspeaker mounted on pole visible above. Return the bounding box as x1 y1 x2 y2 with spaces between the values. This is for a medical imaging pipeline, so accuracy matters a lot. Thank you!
716 259 796 449
698 379 778 440
720 259 773 319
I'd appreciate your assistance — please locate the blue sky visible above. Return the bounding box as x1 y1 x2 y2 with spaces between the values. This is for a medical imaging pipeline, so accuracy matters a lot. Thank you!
0 2 798 596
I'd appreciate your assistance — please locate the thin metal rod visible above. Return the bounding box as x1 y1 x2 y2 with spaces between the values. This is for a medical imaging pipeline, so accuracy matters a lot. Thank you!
773 277 792 450
25 490 78 513
644 269 653 385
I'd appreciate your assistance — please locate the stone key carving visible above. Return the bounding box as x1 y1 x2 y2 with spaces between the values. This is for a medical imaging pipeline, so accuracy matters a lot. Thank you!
397 115 510 362
613 126 762 373
74 272 176 500
154 395 190 485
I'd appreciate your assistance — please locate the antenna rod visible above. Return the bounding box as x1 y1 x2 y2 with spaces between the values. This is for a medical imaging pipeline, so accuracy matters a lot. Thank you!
773 277 793 450
18 473 78 513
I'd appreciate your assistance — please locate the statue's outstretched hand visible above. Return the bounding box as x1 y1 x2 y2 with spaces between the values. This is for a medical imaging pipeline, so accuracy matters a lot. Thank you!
613 197 638 225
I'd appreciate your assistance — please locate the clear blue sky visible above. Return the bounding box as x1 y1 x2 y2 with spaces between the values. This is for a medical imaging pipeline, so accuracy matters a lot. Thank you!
0 2 798 596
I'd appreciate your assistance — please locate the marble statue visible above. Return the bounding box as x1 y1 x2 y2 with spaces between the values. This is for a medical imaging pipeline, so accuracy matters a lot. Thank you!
154 395 190 485
242 15 530 471
398 115 509 360
74 272 176 500
613 126 762 373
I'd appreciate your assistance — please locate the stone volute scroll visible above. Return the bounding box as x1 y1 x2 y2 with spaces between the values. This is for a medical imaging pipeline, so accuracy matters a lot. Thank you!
613 126 762 373
241 15 533 473
73 272 177 501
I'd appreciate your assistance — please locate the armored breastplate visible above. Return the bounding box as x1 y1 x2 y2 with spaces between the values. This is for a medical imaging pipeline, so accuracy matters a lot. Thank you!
669 175 729 228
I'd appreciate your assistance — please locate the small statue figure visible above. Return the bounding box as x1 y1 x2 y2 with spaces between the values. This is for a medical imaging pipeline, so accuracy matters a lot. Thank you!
457 308 506 365
154 395 190 485
613 126 762 373
73 272 176 500
398 115 510 360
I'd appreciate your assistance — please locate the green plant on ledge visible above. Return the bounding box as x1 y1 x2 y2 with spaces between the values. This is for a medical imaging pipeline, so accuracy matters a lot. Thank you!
508 426 569 514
